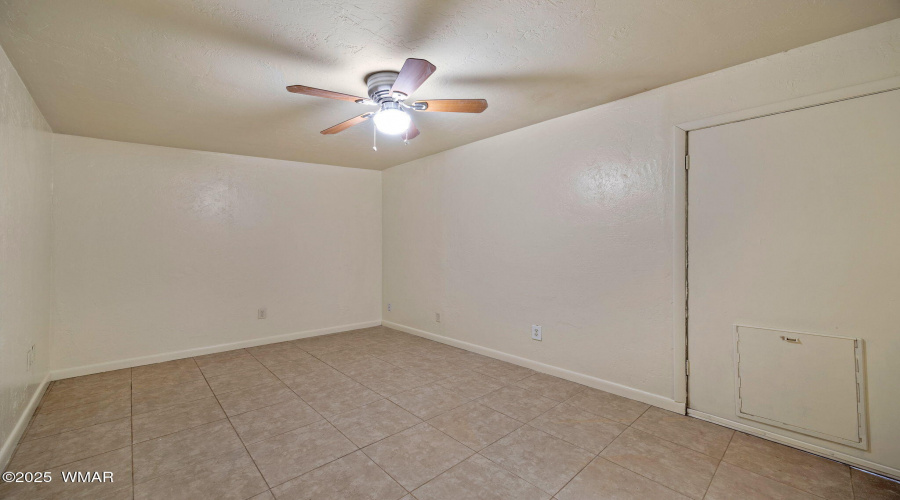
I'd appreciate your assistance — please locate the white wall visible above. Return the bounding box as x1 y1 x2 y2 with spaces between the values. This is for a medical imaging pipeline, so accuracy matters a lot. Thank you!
51 135 382 376
0 45 53 467
382 19 900 408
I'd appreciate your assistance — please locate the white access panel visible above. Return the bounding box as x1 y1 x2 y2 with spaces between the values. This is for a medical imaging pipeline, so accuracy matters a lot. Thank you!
687 87 900 473
734 326 866 448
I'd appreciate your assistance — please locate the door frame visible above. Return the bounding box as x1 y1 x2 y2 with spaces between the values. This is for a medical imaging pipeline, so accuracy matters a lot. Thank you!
670 75 900 410
670 76 900 479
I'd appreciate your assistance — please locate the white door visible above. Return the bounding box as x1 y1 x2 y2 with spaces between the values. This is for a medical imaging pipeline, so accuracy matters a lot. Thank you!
688 88 900 471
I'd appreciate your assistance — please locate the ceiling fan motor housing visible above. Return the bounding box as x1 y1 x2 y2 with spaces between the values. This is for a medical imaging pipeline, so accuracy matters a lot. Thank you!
366 71 402 103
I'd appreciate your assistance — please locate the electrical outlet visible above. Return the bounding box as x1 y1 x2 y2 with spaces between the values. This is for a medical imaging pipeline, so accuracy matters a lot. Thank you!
531 325 542 341
258 308 267 320
387 303 392 312
435 312 441 323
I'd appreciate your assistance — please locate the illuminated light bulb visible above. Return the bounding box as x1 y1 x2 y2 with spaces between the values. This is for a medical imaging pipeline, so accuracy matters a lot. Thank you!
373 106 411 135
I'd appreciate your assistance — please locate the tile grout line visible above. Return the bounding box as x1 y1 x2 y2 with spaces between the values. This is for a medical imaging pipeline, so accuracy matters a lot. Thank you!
698 428 732 499
591 438 697 499
320 345 593 497
215 349 294 498
285 334 547 495
474 449 554 496
17 327 852 499
291 342 461 495
577 405 706 500
717 459 831 499
244 344 386 494
193 356 270 500
549 404 651 497
625 408 733 460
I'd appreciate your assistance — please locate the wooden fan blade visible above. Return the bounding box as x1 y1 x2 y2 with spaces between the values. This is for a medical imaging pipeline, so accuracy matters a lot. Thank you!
321 112 373 135
391 58 436 97
413 99 487 113
406 121 420 140
287 85 365 103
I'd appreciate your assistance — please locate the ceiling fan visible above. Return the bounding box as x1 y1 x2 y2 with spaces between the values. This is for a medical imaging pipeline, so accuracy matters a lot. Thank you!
287 58 487 148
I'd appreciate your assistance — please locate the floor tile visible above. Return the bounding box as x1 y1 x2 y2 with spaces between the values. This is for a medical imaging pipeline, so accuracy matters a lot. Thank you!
0 446 133 500
315 347 375 368
556 457 689 500
215 381 299 416
132 358 198 382
332 356 396 378
428 401 522 451
51 368 131 391
341 358 439 397
851 468 900 500
528 403 626 454
328 399 421 447
413 454 549 500
132 376 214 415
39 378 131 414
481 425 594 495
280 366 352 394
478 386 558 422
131 368 207 395
195 352 264 378
437 373 506 400
565 388 649 425
132 418 245 483
291 335 349 355
515 373 585 402
355 365 439 397
474 360 536 384
299 377 383 418
376 350 430 369
25 394 131 441
205 365 280 395
132 396 225 443
132 360 203 388
134 448 268 500
356 342 397 357
271 450 406 500
705 461 817 500
8 417 131 470
389 383 471 420
9 327 878 500
415 362 473 380
265 357 333 381
194 349 249 363
363 422 474 490
230 398 322 444
631 407 734 458
247 343 313 367
722 432 852 499
246 420 357 487
599 427 718 499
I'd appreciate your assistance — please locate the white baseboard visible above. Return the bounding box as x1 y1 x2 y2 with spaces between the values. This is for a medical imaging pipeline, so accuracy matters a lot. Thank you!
1 373 51 472
688 409 900 481
382 321 685 414
50 320 382 380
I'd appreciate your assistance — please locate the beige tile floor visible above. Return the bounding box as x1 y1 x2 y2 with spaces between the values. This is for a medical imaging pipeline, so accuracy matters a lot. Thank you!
2 326 898 499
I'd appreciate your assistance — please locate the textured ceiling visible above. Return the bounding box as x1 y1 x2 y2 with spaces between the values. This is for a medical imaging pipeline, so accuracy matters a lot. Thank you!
1 1 898 169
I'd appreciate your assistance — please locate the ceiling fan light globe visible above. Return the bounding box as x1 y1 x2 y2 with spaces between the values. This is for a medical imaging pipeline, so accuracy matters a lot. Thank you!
373 108 411 135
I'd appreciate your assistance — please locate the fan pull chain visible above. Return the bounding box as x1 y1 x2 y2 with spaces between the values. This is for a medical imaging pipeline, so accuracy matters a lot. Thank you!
372 123 377 151
404 128 409 145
